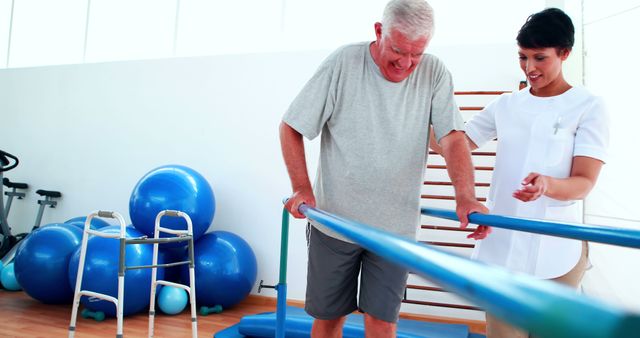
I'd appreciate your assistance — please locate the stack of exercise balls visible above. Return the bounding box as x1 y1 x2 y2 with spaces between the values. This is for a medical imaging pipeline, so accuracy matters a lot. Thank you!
10 164 257 319
128 165 257 314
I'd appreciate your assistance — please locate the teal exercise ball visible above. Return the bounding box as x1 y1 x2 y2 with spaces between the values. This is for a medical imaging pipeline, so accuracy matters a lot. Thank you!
158 285 188 315
1 263 21 291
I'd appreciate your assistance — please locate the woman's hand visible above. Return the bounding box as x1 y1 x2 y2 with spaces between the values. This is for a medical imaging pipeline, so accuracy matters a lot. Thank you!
513 172 549 202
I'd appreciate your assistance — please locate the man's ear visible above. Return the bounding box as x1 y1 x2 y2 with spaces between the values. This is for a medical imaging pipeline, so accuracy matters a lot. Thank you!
374 22 383 40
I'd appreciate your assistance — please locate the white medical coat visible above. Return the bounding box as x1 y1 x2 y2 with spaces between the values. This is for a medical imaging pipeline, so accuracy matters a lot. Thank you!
465 87 609 279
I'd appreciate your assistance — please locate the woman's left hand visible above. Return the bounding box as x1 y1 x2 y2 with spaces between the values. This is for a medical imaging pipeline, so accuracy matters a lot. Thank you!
513 172 548 202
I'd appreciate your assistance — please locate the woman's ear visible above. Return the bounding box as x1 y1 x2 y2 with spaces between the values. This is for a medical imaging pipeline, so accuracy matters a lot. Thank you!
559 48 571 61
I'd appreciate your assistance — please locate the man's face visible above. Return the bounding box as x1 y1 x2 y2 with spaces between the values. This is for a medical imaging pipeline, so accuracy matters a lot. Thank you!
374 23 430 83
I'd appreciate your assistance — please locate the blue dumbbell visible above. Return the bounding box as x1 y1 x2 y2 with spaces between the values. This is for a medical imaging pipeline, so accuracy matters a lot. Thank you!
81 308 105 321
199 305 223 316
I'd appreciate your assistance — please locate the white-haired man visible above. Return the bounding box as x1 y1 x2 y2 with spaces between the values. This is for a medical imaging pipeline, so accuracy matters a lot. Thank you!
280 0 488 336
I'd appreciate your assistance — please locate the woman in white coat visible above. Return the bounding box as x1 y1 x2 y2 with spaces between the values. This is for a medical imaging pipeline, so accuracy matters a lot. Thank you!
433 8 609 338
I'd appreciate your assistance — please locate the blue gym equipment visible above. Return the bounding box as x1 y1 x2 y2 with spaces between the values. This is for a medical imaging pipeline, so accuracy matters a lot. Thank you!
129 165 215 247
68 210 198 338
215 201 640 338
0 262 21 291
158 285 188 315
13 223 82 303
180 231 257 310
67 224 163 317
65 216 111 230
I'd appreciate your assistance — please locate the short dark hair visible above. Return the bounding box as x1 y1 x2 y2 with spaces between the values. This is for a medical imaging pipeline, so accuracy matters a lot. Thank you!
516 8 574 50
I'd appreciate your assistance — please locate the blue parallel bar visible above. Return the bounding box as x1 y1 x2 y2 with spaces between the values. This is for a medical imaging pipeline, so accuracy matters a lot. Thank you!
299 204 640 338
421 207 640 249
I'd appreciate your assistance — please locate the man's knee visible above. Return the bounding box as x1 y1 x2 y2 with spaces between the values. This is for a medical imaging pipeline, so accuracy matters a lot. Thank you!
312 316 347 338
364 313 396 338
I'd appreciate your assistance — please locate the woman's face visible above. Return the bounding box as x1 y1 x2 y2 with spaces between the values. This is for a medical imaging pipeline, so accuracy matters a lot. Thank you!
518 47 570 96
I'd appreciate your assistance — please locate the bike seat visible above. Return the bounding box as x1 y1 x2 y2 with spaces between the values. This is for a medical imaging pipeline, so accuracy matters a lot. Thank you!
36 189 62 198
3 178 28 189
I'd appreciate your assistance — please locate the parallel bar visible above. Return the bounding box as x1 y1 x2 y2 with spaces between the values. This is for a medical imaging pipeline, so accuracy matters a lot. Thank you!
422 207 640 249
299 204 640 338
460 106 483 111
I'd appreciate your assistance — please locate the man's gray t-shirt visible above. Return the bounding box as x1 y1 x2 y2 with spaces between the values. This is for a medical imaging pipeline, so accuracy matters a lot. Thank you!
283 42 463 242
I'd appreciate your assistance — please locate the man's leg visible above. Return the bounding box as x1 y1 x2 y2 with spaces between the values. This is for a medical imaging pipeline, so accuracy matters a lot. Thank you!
364 313 396 338
306 225 362 338
312 316 348 338
359 250 408 338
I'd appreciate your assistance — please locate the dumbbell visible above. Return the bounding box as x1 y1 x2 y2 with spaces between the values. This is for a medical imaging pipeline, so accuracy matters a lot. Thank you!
199 305 223 316
81 308 105 321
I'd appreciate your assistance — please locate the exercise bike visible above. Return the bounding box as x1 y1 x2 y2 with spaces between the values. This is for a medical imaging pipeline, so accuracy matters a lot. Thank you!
0 149 61 266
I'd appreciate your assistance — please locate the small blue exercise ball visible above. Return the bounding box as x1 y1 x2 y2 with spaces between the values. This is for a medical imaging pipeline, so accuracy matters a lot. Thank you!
180 231 257 309
14 223 83 303
1 263 21 291
65 216 111 230
158 285 188 315
129 165 215 247
68 225 165 317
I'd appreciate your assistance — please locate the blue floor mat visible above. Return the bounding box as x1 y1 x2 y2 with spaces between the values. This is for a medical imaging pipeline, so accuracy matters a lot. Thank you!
215 306 474 338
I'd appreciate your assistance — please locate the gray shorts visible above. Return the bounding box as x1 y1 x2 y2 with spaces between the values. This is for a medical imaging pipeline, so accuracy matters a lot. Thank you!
305 224 408 323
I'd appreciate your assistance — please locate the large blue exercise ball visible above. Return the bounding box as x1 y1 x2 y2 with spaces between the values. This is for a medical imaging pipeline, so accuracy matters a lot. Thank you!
68 225 165 317
180 231 257 309
14 223 83 303
129 165 215 246
158 285 188 315
1 262 21 291
65 216 111 230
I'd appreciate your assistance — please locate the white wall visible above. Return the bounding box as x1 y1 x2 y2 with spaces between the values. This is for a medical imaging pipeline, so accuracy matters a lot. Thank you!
0 43 520 320
580 1 640 311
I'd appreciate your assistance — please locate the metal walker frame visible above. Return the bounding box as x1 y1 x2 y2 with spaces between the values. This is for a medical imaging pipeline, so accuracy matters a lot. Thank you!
68 210 197 338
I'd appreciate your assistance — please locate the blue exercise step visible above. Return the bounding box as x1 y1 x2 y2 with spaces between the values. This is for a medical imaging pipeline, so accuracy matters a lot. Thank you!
214 306 483 338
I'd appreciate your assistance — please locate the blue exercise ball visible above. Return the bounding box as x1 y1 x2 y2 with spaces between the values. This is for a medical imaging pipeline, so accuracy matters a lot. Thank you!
1 262 21 291
65 216 111 230
68 225 165 317
180 231 257 309
158 246 187 283
129 165 215 247
14 224 83 303
158 285 188 315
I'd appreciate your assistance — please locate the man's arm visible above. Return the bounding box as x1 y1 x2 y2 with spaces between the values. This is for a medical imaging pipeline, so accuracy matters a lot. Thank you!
439 130 490 238
279 121 316 218
429 126 479 155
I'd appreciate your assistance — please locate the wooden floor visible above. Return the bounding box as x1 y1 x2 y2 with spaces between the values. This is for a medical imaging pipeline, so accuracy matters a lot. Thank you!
0 289 485 337
0 290 275 338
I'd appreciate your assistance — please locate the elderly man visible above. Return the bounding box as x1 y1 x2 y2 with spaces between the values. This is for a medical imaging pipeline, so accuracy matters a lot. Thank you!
280 0 488 336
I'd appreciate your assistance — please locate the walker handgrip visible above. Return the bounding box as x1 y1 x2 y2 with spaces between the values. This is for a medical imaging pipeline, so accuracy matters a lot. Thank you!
97 211 115 218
